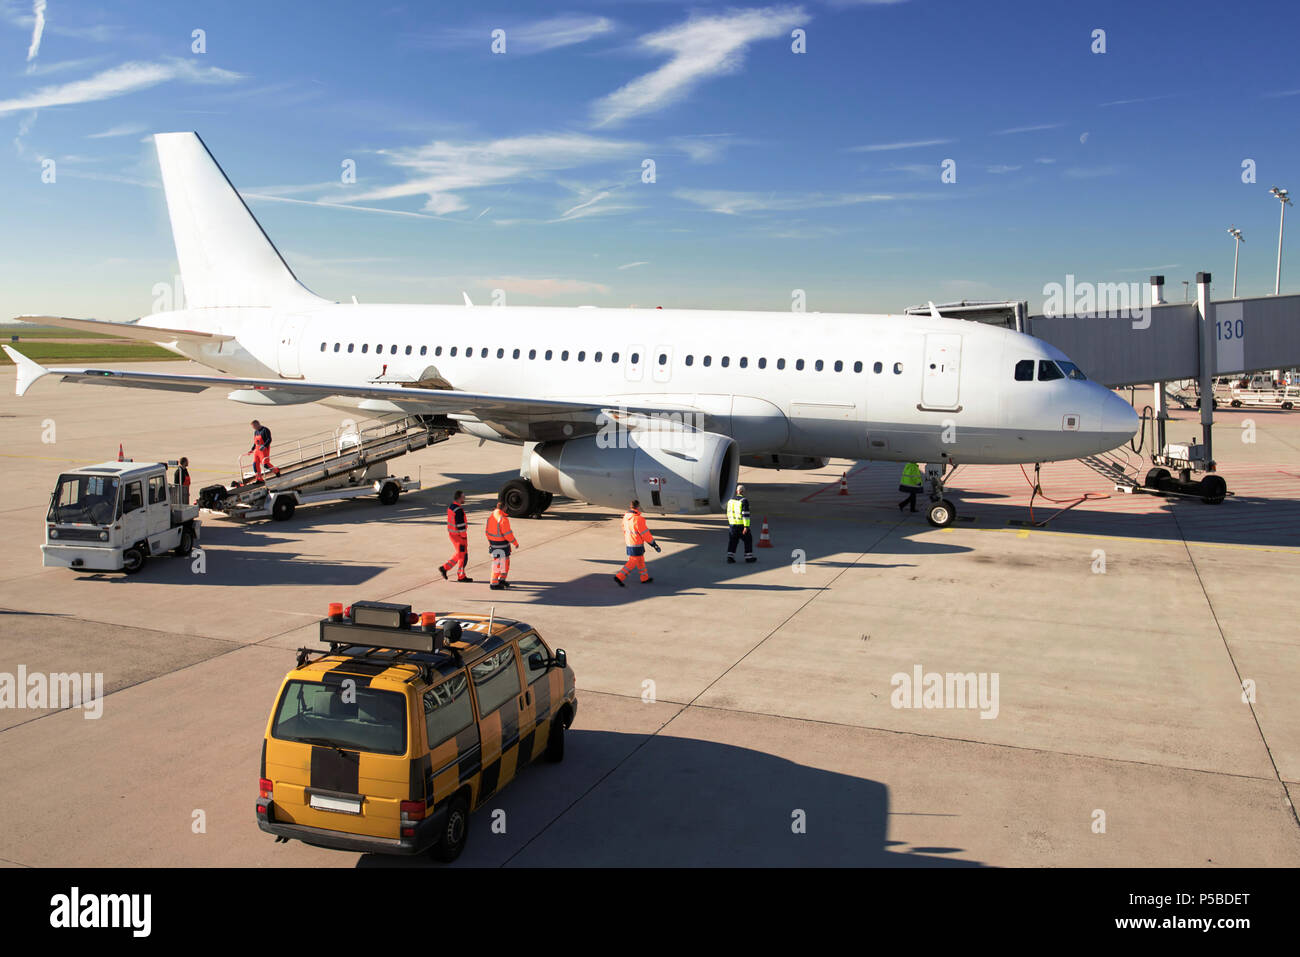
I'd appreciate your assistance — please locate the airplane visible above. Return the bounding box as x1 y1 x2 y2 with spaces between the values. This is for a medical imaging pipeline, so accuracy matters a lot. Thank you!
4 132 1139 527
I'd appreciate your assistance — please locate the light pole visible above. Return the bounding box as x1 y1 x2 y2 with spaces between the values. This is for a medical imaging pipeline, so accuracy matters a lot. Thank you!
1270 186 1292 295
1228 226 1244 297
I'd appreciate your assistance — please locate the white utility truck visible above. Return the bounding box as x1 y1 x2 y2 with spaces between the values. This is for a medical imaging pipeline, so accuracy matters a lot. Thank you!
44 461 201 574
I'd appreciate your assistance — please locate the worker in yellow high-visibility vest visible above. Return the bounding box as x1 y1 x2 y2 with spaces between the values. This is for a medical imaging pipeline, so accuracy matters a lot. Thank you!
725 484 755 563
898 462 924 513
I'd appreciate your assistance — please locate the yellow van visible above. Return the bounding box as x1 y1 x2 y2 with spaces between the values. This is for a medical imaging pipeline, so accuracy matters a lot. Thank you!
256 600 576 862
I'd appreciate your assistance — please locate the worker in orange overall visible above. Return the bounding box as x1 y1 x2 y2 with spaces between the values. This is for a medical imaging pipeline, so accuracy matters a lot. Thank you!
485 497 520 590
249 420 281 481
438 490 473 583
614 499 660 587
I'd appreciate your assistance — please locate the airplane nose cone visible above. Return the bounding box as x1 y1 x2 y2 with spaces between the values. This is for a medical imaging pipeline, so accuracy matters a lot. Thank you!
1102 390 1139 437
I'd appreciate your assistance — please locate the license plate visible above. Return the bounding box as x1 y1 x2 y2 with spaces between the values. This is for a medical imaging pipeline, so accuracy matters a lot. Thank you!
310 793 361 815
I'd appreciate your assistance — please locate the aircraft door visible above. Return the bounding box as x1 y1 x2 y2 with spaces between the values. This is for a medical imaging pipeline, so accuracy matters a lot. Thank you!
920 334 962 411
277 315 308 378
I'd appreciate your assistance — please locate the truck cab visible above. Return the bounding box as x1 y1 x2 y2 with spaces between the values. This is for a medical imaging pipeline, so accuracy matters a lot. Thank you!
44 461 201 574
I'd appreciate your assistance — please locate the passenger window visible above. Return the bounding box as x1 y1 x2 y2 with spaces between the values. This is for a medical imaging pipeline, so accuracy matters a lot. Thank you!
348 344 354 353
420 346 427 356
1038 360 1064 381
893 362 903 374
1014 359 1034 381
517 634 550 686
481 348 488 358
594 351 602 362
362 344 369 353
777 358 786 370
796 359 805 371
758 358 767 369
334 343 341 353
685 355 694 367
471 646 520 717
377 344 383 353
721 356 730 368
513 348 520 359
579 351 586 362
631 352 640 364
529 349 537 360
703 356 712 367
424 672 473 750
815 360 824 371
319 342 326 352
450 347 458 357
149 474 167 505
834 360 843 372
853 360 862 373
561 350 569 361
123 482 143 514
611 352 619 363
739 357 748 368
545 350 553 360
435 346 442 356
497 348 505 359
873 362 882 373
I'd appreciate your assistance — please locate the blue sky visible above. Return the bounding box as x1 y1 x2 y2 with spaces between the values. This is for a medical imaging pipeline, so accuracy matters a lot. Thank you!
1 0 1297 321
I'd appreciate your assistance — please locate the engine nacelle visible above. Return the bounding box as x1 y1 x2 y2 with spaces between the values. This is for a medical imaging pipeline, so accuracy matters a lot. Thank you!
527 428 738 514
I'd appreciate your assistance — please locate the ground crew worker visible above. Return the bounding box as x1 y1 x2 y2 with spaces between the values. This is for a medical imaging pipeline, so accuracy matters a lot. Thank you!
174 457 191 505
438 490 473 583
898 461 924 512
726 484 755 563
485 497 520 590
614 500 660 587
249 420 280 481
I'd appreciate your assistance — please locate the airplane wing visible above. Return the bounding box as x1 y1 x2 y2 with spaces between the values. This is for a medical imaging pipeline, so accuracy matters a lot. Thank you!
2 346 686 440
11 315 236 343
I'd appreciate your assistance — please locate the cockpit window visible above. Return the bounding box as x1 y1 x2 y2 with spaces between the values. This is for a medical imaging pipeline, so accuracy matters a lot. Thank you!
1038 360 1064 381
1014 359 1034 381
1056 360 1087 380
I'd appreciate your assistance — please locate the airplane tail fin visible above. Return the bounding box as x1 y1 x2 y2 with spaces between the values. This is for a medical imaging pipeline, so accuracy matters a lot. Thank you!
154 132 324 310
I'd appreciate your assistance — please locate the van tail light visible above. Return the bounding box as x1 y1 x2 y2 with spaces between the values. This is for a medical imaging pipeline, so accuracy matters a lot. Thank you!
400 799 425 837
259 778 273 801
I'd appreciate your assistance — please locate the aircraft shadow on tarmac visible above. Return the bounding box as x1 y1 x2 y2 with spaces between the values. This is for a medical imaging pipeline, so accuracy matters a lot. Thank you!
356 729 983 868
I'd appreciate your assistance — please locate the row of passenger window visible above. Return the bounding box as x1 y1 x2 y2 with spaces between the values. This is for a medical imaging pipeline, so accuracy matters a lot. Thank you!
318 341 905 374
1013 359 1089 382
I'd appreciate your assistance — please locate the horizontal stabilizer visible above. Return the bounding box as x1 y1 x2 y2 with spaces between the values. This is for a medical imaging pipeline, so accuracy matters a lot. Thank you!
12 315 234 343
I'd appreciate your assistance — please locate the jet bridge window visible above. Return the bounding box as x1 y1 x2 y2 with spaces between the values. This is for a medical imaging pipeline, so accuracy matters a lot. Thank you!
1014 359 1034 381
1038 360 1064 381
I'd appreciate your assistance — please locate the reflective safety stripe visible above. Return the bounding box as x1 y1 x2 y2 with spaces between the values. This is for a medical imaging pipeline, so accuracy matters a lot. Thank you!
901 463 923 487
727 497 750 526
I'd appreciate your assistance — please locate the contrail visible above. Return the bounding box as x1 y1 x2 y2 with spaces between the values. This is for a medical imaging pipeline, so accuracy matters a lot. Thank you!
27 0 48 67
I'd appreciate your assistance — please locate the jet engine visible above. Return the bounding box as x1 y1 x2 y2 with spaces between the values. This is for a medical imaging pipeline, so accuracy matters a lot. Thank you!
526 427 738 514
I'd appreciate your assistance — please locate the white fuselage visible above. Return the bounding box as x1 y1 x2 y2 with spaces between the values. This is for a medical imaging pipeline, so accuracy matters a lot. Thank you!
151 302 1139 465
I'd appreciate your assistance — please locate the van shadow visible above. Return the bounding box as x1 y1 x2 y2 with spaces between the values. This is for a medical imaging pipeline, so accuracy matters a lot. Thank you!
357 729 983 868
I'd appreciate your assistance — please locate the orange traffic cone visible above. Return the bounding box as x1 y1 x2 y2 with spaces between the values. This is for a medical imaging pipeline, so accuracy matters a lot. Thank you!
838 472 848 495
757 517 773 547
117 443 124 462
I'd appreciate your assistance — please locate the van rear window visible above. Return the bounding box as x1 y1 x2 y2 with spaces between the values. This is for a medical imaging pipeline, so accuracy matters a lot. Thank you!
272 680 407 755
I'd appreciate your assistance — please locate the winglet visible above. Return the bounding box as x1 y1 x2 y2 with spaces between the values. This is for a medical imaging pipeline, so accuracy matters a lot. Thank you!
2 345 51 397
928 301 943 320
462 291 474 307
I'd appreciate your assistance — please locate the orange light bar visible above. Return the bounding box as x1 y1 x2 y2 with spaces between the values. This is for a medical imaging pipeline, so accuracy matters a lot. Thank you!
327 602 344 622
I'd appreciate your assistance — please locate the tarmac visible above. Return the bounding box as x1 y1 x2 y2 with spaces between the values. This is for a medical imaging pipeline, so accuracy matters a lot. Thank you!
1 362 1298 867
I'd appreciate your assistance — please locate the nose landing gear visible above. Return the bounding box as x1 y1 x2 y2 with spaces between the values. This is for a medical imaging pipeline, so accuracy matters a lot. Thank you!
924 462 958 528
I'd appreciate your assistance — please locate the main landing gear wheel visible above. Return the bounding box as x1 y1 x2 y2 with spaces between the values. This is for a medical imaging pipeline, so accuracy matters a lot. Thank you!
499 478 536 518
926 499 956 528
535 490 554 514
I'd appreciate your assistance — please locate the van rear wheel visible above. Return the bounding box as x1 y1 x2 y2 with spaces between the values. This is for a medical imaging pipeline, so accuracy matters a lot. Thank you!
429 795 469 863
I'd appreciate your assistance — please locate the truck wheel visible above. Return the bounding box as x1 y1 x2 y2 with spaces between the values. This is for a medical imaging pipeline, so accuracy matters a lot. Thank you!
122 547 146 575
428 795 469 863
1200 475 1227 505
378 482 400 506
271 497 296 521
1283 402 1294 411
544 714 567 763
174 526 194 556
1230 399 1241 408
1144 467 1171 490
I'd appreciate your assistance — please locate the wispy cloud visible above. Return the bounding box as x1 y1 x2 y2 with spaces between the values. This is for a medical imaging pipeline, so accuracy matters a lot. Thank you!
674 187 927 214
992 122 1064 135
1034 157 1056 164
669 133 742 163
426 16 614 54
592 6 806 127
847 137 952 152
986 164 1021 174
86 122 147 139
553 187 636 222
617 261 649 270
242 192 443 220
337 132 643 216
1263 88 1300 98
25 0 46 69
1099 93 1173 107
0 59 242 116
